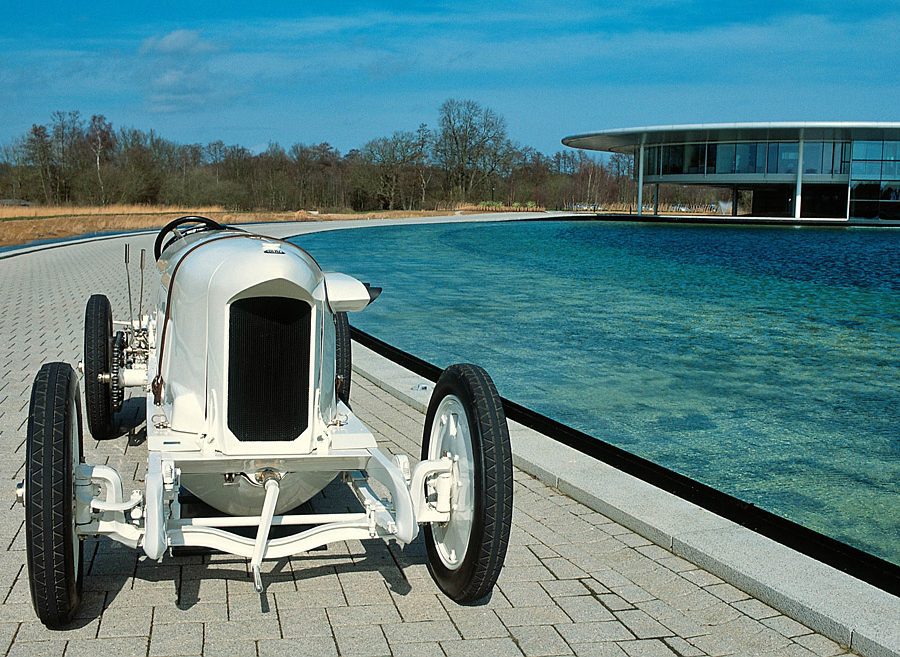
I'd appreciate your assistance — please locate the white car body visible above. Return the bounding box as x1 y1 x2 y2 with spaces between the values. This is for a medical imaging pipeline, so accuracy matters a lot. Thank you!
78 228 455 590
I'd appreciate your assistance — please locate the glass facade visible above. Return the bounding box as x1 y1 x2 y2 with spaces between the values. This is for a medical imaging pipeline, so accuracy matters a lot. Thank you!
849 140 900 220
643 140 850 177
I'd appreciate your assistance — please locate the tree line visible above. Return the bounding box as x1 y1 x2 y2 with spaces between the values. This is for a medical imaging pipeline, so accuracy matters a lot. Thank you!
0 99 718 212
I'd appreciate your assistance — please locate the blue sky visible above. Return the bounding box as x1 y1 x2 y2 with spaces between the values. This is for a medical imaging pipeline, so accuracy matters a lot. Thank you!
2 1 898 154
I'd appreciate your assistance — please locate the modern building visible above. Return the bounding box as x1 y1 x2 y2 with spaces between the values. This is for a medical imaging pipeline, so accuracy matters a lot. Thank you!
562 122 900 222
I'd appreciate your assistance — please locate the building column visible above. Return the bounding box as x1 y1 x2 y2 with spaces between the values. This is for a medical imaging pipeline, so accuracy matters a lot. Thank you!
794 137 804 219
653 183 659 215
637 143 645 216
732 186 738 216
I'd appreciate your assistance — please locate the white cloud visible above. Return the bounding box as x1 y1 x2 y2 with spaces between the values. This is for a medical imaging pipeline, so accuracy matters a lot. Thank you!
140 29 217 56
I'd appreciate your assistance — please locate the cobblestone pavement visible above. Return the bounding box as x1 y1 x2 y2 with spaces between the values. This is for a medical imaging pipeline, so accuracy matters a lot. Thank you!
0 235 858 656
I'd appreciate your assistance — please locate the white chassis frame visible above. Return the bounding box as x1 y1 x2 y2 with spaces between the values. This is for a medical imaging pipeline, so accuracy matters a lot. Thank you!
72 316 458 592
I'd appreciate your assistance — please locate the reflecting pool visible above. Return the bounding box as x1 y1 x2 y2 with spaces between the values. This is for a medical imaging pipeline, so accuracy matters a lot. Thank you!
291 220 900 564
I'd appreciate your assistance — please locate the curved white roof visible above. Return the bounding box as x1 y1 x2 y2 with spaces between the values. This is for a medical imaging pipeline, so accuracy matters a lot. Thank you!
562 122 900 153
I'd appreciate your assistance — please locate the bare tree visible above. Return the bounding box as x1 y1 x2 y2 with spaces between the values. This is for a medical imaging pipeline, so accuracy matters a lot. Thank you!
433 99 512 201
88 115 115 205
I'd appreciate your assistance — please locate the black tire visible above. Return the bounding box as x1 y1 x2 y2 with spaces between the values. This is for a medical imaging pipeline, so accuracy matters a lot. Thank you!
422 364 513 604
84 294 115 440
25 362 85 628
335 311 352 407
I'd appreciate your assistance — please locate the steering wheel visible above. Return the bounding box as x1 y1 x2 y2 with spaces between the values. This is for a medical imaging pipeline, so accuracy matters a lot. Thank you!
154 216 229 261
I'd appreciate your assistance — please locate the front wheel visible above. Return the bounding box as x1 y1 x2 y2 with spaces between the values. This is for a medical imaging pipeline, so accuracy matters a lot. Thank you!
25 362 85 628
422 364 513 604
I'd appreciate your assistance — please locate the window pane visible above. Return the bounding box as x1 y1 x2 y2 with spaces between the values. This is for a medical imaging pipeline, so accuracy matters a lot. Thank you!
803 142 824 174
883 141 900 161
852 160 882 180
716 143 735 174
850 201 879 218
778 143 798 174
882 161 900 178
734 143 763 173
821 142 834 175
662 145 685 175
880 201 900 219
852 140 883 160
840 142 851 173
685 144 704 174
645 146 659 175
882 181 900 201
767 143 778 174
707 144 717 174
851 182 881 200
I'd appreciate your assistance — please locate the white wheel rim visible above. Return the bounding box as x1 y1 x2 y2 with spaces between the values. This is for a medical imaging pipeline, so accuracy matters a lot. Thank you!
69 398 80 574
428 394 475 571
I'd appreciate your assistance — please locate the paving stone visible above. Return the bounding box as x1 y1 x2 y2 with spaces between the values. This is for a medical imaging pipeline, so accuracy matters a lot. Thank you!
614 610 673 639
680 570 724 588
278 606 334 638
597 594 633 612
390 643 448 657
333 624 390 656
7 641 68 657
205 618 282 641
500 581 557 608
793 633 847 656
391 593 450 622
442 637 524 657
557 621 634 644
15 618 99 642
202 638 259 657
556 595 616 622
258 637 339 657
65 637 149 657
731 598 780 620
153 602 228 624
498 606 572 627
510 625 573 656
572 644 628 657
662 636 704 656
617 639 677 657
384 619 460 644
98 605 153 637
541 580 591 598
762 615 813 638
447 608 510 639
543 558 588 580
326 603 400 626
150 623 204 655
704 583 749 604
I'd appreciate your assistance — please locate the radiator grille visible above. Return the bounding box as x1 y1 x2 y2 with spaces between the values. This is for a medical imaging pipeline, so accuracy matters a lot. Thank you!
228 297 311 442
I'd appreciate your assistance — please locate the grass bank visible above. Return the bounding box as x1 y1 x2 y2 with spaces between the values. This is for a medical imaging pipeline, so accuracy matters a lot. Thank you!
0 207 484 248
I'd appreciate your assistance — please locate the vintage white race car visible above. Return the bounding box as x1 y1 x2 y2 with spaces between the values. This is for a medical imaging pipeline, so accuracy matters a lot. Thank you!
17 216 513 628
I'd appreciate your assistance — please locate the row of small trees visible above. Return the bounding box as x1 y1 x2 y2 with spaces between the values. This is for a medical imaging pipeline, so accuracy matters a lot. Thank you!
0 100 721 212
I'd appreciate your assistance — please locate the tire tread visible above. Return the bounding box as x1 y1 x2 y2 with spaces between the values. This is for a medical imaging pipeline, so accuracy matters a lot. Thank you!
423 363 513 603
25 362 83 628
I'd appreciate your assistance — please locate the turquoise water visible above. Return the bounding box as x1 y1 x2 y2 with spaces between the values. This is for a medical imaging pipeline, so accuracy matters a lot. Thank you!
291 221 900 564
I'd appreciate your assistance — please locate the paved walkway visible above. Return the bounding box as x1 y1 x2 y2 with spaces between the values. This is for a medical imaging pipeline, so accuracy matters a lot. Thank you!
0 232 857 657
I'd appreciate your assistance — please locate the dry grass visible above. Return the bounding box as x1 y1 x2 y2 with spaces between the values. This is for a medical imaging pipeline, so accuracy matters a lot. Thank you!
0 204 225 221
0 207 488 248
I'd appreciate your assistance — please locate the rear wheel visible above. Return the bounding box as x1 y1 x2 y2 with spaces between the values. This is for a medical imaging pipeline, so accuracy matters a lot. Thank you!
25 362 84 628
422 364 513 604
335 311 352 407
84 294 116 439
